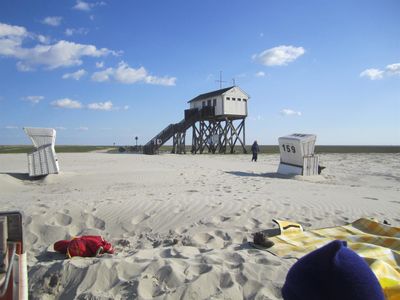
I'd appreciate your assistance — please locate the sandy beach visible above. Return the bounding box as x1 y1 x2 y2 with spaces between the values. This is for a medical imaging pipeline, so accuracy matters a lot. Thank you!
0 152 399 299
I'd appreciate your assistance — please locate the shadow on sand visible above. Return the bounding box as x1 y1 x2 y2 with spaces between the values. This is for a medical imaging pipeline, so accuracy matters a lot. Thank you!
0 172 46 181
36 250 66 262
225 171 295 179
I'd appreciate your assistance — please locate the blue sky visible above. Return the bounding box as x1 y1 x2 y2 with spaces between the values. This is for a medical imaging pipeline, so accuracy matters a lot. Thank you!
0 0 399 145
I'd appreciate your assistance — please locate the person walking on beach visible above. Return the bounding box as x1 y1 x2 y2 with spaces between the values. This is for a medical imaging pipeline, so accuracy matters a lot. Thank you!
251 140 260 162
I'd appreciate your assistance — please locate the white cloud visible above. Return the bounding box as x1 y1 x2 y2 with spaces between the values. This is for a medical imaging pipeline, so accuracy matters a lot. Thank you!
253 45 305 66
73 0 91 11
255 71 265 77
73 0 106 11
0 23 27 37
360 63 400 80
62 69 87 80
22 95 44 104
360 68 384 80
16 61 33 72
123 105 129 110
114 63 147 83
280 108 302 116
50 97 120 111
0 22 115 70
65 28 89 36
55 126 67 130
42 17 62 27
21 40 112 69
145 75 176 86
87 101 113 111
0 23 27 59
91 67 114 82
76 126 89 131
36 34 51 44
95 61 104 68
91 61 176 86
386 63 400 76
65 29 74 36
51 98 83 109
5 125 18 129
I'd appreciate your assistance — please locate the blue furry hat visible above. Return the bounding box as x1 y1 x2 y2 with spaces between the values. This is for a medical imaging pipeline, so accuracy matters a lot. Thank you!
282 240 384 300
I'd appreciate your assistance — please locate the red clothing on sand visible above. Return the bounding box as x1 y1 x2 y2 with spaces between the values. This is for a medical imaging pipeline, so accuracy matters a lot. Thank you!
54 236 114 258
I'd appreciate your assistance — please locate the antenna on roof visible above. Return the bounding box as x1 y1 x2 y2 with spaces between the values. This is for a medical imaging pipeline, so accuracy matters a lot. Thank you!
215 71 226 89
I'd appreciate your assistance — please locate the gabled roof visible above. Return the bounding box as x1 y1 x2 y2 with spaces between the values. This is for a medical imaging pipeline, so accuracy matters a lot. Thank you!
187 86 235 103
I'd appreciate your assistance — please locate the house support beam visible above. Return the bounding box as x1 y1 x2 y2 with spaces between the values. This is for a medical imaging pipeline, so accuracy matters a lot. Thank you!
191 118 247 154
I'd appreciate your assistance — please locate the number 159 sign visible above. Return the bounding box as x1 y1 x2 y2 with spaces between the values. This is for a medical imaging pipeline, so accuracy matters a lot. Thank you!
282 144 296 153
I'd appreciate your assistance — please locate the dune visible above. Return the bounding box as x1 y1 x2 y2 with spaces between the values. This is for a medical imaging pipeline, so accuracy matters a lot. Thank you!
0 152 399 299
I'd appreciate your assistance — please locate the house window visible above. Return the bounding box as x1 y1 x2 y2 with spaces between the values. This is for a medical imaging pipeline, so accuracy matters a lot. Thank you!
213 99 216 106
202 101 206 107
238 98 241 101
243 98 247 102
232 98 236 101
207 99 211 106
226 97 230 100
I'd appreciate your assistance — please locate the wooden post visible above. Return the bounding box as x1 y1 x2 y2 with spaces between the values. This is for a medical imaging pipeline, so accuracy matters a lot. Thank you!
243 118 246 153
189 116 246 155
0 216 8 273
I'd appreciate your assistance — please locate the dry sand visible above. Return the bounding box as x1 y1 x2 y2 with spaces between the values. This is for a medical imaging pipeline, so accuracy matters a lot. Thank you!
0 152 399 299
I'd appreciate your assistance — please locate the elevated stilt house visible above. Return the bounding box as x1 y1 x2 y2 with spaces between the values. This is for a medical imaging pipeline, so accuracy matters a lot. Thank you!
143 86 250 154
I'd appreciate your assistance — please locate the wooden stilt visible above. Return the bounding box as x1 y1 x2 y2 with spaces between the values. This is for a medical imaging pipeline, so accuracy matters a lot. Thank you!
190 117 246 154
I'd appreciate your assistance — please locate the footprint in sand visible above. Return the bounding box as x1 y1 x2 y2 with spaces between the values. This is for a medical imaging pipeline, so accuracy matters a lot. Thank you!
211 216 231 223
364 197 379 201
131 213 150 225
250 204 261 211
187 264 213 276
220 273 234 289
25 231 39 245
38 203 50 209
249 218 262 226
55 213 72 226
213 230 231 241
192 232 218 246
174 227 188 235
173 208 183 214
25 215 33 225
83 214 106 230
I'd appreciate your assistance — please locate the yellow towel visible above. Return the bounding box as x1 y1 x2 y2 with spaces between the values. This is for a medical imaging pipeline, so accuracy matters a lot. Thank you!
267 218 400 299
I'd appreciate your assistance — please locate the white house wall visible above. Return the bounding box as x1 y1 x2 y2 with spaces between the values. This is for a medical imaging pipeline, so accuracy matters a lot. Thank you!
189 87 249 117
222 87 248 116
215 96 223 115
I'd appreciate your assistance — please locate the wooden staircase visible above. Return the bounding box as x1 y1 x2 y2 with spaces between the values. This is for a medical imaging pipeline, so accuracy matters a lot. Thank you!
143 108 202 154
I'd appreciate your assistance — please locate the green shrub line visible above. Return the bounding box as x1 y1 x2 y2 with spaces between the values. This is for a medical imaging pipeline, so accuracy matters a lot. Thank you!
1 145 398 154
0 145 114 154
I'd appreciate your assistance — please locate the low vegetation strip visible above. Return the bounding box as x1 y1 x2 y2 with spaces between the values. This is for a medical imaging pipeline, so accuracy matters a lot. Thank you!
158 145 400 154
0 146 116 154
0 145 399 154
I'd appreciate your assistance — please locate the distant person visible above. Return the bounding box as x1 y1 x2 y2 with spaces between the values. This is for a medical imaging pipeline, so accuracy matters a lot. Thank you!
251 140 260 162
